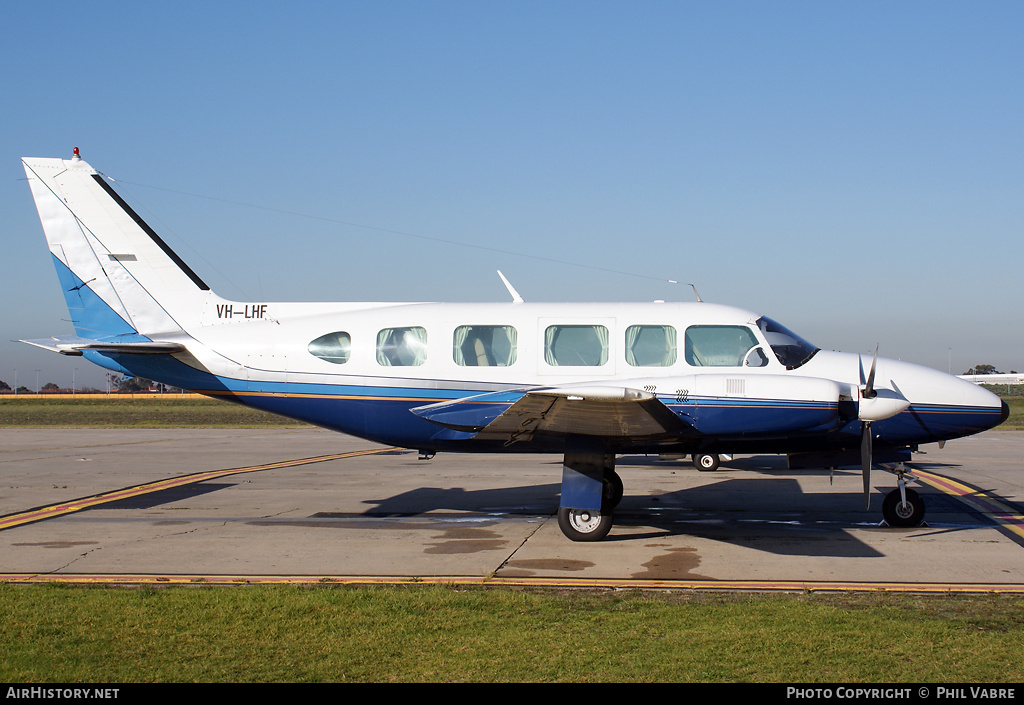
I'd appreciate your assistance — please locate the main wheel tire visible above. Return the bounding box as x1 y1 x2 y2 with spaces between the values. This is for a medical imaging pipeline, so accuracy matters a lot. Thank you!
604 472 624 509
557 507 614 542
693 453 720 472
882 488 925 527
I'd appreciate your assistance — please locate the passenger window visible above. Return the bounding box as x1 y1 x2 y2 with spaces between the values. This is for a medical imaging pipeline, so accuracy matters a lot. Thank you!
625 325 677 367
377 327 427 366
684 325 760 367
544 325 609 366
453 325 517 366
308 331 352 364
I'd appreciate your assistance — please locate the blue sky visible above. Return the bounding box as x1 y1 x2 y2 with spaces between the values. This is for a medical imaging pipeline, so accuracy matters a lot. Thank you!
3 2 1022 389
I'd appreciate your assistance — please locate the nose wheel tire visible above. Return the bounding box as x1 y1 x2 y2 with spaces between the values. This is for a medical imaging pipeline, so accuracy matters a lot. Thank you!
882 487 925 527
558 507 614 542
693 453 720 472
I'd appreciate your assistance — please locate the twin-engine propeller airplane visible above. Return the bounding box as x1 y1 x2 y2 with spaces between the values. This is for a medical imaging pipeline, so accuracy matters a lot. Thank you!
20 150 1009 541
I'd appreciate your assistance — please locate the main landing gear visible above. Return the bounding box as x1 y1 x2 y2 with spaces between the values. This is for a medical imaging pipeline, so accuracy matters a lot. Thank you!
557 436 622 542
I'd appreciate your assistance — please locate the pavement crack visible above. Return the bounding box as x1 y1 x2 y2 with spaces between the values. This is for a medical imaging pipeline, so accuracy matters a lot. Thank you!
491 514 551 578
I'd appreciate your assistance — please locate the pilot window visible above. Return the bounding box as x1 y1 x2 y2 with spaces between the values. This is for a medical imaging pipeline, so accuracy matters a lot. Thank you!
307 331 352 364
376 326 427 366
625 325 677 367
756 316 820 369
544 325 609 366
453 325 517 366
684 325 760 367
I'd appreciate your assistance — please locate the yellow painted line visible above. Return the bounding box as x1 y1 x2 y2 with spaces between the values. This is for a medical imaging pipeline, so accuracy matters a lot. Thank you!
914 468 1024 541
1 573 1023 593
0 447 402 532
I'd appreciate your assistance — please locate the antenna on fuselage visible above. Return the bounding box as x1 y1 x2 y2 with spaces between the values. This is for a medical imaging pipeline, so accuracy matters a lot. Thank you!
497 270 524 303
667 278 702 302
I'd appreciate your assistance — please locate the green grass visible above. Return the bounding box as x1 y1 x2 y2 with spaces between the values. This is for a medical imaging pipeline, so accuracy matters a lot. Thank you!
0 396 304 428
1 584 1023 682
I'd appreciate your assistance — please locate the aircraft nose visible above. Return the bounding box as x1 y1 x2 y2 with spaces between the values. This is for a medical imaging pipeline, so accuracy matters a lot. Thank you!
1000 399 1011 426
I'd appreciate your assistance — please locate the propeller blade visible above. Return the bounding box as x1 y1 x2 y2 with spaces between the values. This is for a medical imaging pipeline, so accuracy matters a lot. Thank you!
863 345 879 399
860 421 873 509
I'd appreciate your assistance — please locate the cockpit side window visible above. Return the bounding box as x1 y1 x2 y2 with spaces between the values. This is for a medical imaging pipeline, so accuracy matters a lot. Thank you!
308 331 352 364
684 325 760 367
756 317 819 369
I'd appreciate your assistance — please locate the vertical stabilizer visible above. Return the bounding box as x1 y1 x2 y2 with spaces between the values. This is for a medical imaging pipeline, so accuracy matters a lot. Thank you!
22 152 215 340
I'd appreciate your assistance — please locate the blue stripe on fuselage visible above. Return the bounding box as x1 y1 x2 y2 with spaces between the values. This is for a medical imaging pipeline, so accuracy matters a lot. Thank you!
92 351 1005 453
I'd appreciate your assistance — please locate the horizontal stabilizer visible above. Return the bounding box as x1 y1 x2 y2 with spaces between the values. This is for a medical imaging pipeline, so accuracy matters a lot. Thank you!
19 336 185 356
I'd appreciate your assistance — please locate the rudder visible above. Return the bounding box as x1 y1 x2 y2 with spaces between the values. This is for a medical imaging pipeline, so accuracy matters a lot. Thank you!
22 151 216 340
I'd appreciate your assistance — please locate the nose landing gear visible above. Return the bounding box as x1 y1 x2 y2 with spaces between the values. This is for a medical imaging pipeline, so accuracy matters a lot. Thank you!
879 462 926 527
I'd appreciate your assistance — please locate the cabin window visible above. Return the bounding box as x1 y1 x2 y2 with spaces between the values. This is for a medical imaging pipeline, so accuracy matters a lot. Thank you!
684 325 760 367
453 325 517 366
376 327 428 366
544 325 609 366
307 331 352 364
625 325 677 367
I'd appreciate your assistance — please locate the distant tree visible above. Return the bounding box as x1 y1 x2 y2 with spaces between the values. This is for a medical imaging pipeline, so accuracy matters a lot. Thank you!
16 386 30 394
0 380 10 392
41 382 61 391
117 376 153 393
964 364 1001 375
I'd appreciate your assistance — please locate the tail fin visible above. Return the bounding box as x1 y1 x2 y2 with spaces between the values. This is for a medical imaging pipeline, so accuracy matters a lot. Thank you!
22 151 214 341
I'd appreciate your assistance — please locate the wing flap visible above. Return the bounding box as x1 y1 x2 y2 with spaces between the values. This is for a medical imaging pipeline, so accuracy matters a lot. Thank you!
412 385 694 442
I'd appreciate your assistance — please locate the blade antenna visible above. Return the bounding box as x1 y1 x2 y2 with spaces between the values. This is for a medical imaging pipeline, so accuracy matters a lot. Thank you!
497 270 524 303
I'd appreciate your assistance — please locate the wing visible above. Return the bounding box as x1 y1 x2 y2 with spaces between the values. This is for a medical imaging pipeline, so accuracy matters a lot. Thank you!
411 385 694 443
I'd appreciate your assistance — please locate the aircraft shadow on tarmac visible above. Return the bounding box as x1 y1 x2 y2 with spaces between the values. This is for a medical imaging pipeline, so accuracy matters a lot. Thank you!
342 476 891 556
81 453 1010 556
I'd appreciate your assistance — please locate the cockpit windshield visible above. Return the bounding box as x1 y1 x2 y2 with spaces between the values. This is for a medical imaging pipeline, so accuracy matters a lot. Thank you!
756 317 819 369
